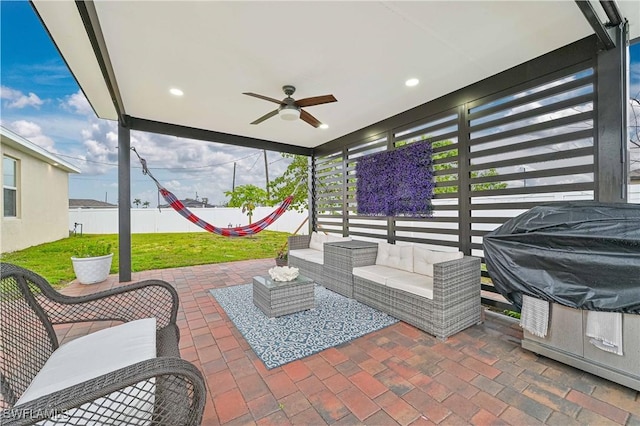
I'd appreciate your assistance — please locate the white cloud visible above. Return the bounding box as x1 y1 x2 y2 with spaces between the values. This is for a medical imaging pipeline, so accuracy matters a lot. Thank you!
72 119 119 175
1 86 44 109
63 90 94 116
122 130 293 205
63 116 294 205
630 55 640 99
5 120 56 151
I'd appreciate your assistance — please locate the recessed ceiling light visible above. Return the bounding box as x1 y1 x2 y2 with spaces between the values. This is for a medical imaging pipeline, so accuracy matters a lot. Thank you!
53 162 59 166
319 124 329 129
169 88 184 96
405 78 419 87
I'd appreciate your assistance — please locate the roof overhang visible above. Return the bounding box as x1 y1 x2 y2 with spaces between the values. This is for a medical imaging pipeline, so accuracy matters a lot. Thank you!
31 1 640 151
1 126 81 174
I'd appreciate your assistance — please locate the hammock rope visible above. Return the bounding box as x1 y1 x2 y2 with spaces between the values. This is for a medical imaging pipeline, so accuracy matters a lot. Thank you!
131 147 295 237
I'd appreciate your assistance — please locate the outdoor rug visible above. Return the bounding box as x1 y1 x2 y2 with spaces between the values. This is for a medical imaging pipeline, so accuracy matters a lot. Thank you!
209 284 398 369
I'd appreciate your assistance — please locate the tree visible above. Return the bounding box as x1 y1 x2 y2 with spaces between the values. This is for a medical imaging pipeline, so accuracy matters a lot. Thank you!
267 154 309 212
430 140 507 194
133 198 141 208
242 201 256 224
142 201 150 208
225 184 268 207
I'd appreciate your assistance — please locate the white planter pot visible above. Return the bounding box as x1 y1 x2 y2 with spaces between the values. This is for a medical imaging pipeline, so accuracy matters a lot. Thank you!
71 253 114 284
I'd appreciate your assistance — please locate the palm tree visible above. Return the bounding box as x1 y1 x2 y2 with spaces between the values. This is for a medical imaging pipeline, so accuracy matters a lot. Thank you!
241 201 256 224
133 198 141 208
142 201 150 208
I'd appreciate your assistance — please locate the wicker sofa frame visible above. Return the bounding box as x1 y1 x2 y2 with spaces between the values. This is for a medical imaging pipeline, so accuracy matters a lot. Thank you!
353 255 482 340
287 235 325 284
0 263 206 426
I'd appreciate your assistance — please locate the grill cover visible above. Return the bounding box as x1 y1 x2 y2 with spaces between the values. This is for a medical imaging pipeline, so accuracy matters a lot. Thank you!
483 202 640 313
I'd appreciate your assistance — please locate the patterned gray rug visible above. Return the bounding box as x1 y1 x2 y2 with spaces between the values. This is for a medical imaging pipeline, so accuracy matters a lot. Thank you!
209 284 398 369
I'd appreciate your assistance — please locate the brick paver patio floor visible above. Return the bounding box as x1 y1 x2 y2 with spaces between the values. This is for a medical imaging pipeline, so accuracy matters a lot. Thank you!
57 259 640 425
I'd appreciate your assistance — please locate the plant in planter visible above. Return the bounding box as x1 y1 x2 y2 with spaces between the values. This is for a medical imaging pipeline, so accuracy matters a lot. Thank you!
275 249 288 267
274 236 290 267
71 240 114 284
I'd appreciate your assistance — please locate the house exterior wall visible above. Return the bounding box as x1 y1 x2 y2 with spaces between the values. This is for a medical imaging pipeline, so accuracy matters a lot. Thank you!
1 144 71 253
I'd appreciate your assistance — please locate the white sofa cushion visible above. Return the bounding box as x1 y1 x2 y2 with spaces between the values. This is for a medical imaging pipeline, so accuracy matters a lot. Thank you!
413 246 463 277
375 242 414 272
386 271 434 300
304 251 324 265
289 248 317 260
17 318 157 424
353 265 404 285
308 232 327 251
289 248 324 264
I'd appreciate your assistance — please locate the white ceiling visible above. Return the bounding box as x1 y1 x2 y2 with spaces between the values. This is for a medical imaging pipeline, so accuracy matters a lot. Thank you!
32 1 639 150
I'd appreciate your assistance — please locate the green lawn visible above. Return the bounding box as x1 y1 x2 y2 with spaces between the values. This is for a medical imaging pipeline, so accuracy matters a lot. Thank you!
1 231 289 287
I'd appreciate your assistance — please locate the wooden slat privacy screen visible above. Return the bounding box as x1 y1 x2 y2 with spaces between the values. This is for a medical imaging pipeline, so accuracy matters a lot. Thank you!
313 58 596 310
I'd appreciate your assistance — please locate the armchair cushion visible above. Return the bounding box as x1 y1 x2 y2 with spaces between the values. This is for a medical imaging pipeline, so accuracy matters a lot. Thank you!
18 318 157 422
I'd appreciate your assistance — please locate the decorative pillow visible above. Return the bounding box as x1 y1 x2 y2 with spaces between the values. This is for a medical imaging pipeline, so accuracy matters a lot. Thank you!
413 246 463 276
309 232 327 251
375 242 414 272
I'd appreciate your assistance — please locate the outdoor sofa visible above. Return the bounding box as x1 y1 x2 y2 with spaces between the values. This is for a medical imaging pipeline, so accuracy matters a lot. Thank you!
0 263 206 426
287 232 352 284
352 242 482 339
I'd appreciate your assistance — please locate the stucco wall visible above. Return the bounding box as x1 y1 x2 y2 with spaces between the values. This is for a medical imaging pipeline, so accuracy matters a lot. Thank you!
1 145 71 253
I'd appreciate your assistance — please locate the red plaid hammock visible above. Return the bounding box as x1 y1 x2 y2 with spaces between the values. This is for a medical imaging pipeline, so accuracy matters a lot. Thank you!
132 148 293 237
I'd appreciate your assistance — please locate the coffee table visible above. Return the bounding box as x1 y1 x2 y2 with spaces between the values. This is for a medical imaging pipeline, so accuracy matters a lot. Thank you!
252 274 315 318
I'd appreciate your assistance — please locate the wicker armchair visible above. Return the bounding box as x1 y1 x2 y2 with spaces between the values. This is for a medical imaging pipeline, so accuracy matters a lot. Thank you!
0 263 206 426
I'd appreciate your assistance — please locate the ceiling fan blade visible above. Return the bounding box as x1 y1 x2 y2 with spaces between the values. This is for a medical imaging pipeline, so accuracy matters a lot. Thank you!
295 95 337 108
243 92 283 104
300 109 322 128
250 109 279 125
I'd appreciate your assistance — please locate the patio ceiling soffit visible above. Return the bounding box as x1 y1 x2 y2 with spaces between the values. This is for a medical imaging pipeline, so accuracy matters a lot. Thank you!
30 1 638 154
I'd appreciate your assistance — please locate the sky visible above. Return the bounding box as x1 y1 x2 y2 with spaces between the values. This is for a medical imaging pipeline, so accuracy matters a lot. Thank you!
0 1 293 207
1 1 639 207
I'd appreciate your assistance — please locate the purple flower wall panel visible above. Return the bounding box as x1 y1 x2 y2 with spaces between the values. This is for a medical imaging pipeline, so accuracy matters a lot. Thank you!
356 141 434 217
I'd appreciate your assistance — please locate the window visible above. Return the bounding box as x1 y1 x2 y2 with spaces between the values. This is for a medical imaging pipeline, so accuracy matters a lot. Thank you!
3 156 17 217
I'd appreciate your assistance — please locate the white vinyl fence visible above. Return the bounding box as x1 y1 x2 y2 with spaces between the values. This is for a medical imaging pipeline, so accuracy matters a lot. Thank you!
70 187 639 236
69 207 309 235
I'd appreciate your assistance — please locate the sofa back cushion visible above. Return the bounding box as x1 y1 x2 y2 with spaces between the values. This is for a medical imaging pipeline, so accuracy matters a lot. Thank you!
375 242 414 272
309 232 327 251
309 232 352 251
414 246 464 277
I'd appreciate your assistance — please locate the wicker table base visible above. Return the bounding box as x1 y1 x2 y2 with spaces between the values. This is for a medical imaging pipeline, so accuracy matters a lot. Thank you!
252 275 315 318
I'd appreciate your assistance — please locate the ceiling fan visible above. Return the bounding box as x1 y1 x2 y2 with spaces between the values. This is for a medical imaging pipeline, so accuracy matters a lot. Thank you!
243 85 337 128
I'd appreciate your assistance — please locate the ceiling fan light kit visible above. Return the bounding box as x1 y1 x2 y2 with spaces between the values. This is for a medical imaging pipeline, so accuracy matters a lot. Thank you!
243 85 337 128
279 106 301 121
